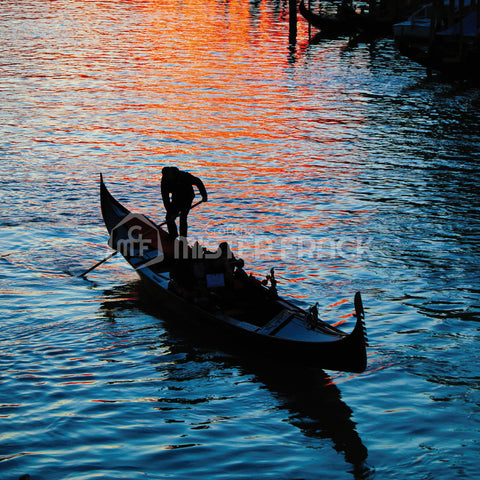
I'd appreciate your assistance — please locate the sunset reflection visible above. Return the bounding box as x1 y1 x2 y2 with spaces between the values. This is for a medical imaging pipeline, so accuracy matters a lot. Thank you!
2 0 368 311
109 0 366 285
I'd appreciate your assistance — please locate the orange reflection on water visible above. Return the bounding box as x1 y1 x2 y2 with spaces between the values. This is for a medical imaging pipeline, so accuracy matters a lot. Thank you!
113 0 316 165
75 0 370 298
59 380 96 386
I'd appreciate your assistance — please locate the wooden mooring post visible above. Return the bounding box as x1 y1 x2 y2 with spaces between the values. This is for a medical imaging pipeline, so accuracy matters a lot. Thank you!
289 0 297 45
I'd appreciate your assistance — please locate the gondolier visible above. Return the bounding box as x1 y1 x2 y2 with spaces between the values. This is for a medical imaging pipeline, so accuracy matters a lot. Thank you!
161 166 208 238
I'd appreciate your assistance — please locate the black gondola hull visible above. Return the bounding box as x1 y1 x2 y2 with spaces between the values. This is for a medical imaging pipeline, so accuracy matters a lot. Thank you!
99 174 368 373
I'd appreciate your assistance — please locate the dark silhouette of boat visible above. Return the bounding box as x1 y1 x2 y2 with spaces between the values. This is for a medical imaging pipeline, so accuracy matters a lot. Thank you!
299 0 394 37
99 174 368 374
394 3 480 78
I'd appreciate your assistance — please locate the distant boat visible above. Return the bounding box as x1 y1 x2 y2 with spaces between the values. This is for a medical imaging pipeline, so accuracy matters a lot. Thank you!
394 1 480 78
436 10 480 39
428 11 480 76
393 3 436 67
392 3 434 43
299 0 359 35
299 0 394 37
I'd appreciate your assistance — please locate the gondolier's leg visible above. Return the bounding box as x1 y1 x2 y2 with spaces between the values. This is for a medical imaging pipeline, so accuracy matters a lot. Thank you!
166 194 194 239
179 207 190 238
178 195 194 238
166 209 179 238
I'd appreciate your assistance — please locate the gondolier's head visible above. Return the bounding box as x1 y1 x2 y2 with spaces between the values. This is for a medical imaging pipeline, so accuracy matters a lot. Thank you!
162 166 180 180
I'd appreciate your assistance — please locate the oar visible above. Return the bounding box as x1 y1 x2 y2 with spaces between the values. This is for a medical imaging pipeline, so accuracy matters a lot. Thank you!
78 200 204 278
78 250 118 278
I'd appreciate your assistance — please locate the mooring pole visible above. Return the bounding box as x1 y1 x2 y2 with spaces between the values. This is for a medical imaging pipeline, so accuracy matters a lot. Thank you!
307 0 312 40
289 0 297 45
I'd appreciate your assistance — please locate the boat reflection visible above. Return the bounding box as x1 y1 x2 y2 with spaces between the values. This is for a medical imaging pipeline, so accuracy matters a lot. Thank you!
99 281 372 479
249 364 371 479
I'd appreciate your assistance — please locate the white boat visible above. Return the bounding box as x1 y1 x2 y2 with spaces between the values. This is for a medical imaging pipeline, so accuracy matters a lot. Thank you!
393 0 475 43
436 11 480 38
393 3 434 42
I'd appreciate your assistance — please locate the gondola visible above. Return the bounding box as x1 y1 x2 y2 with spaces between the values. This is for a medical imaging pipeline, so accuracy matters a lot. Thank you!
299 0 358 35
99 174 368 373
299 0 393 37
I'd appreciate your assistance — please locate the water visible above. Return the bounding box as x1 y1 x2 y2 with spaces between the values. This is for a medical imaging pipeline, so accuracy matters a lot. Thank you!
1 0 480 478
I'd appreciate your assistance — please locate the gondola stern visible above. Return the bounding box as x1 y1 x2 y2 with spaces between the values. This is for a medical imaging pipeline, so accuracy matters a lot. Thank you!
348 291 368 372
330 292 368 373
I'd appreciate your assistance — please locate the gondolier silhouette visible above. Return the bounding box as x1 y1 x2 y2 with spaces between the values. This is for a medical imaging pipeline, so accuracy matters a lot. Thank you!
161 166 208 238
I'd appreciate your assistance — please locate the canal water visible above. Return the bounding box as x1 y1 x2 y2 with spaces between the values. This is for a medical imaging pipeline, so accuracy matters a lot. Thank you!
1 0 479 478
